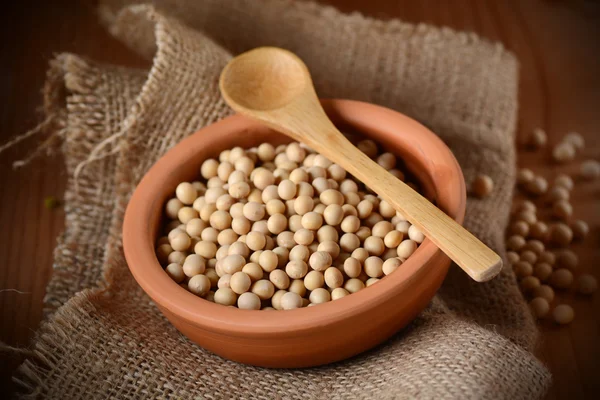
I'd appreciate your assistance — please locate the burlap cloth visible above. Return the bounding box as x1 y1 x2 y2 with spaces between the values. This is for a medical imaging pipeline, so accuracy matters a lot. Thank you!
11 0 551 398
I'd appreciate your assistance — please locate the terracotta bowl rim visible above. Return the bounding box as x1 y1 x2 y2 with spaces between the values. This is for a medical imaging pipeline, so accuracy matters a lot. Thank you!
123 99 466 338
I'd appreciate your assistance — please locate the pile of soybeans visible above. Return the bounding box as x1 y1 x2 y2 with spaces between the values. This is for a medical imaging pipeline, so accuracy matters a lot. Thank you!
156 139 426 310
470 130 598 325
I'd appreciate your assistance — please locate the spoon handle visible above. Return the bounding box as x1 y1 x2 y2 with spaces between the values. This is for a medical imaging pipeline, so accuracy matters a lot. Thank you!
261 103 502 282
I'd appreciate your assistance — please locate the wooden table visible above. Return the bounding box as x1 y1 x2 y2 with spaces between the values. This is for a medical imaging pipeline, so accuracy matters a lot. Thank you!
1 0 598 397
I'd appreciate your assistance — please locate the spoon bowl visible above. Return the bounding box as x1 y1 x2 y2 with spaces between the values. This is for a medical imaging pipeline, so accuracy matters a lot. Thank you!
220 47 308 111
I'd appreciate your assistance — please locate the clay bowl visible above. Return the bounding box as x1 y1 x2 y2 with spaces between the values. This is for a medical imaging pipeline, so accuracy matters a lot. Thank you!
123 99 466 368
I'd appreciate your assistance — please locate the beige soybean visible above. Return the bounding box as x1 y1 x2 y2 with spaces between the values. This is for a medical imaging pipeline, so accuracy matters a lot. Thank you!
552 304 574 325
549 223 573 247
309 287 331 304
340 233 360 252
506 235 526 251
340 215 360 233
294 229 314 246
396 221 411 235
279 291 302 310
214 288 237 306
529 222 548 240
217 230 238 246
407 225 425 244
302 212 323 230
170 231 191 252
563 132 584 150
237 292 261 310
528 128 547 149
269 269 291 290
552 200 573 220
242 262 263 281
324 267 344 288
317 225 339 243
364 256 384 278
510 221 529 237
165 198 184 220
343 257 362 278
530 297 550 319
366 278 380 287
277 179 296 200
331 287 350 301
258 250 279 272
372 221 394 238
519 250 538 265
513 261 533 278
276 231 296 249
199 204 217 221
243 202 265 222
378 200 396 219
320 189 344 206
517 168 535 185
580 159 600 180
397 239 418 259
515 211 537 225
311 177 330 195
471 174 494 198
175 182 197 205
533 285 555 302
167 251 186 265
267 213 287 235
383 230 403 249
520 276 541 293
523 239 545 255
286 260 308 279
246 231 266 251
188 274 211 296
304 270 325 291
554 174 574 191
308 251 332 272
339 179 358 194
364 236 385 256
547 186 569 203
556 250 578 270
183 254 206 277
344 278 365 294
165 263 185 283
204 268 220 287
383 258 402 275
525 176 548 195
533 263 552 281
292 195 312 215
265 199 284 216
270 289 287 310
506 251 519 264
178 207 199 224
261 185 280 203
230 271 252 294
221 254 246 275
552 142 576 163
317 241 340 259
195 241 217 259
217 274 232 289
549 268 574 289
323 204 344 226
355 226 370 242
538 251 556 266
571 220 589 240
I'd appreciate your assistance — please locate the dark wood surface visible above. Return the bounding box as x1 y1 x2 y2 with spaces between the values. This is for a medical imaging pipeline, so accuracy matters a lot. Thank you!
1 0 598 398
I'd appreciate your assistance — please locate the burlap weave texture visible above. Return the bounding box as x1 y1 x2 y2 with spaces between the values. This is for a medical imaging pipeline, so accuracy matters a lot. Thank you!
13 1 551 398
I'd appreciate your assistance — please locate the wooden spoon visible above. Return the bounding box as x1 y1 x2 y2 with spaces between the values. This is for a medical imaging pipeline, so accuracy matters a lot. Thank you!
219 47 502 282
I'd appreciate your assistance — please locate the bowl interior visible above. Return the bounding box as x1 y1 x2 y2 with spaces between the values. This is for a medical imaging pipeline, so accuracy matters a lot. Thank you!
123 99 466 337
